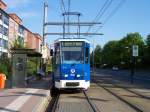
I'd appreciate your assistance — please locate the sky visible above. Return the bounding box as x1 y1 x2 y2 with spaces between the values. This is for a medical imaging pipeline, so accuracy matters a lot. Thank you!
3 0 150 47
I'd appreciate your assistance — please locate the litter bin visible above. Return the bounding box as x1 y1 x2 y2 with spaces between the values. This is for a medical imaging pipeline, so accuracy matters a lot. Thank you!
0 74 6 89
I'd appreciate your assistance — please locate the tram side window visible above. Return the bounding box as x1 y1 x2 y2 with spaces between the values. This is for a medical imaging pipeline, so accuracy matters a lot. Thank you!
85 47 89 63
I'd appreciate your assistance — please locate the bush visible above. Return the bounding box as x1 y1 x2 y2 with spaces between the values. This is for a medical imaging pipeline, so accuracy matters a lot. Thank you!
0 63 8 78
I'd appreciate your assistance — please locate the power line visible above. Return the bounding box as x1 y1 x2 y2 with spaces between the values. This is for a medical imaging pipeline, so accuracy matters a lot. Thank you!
103 0 126 24
86 0 114 33
93 0 126 35
67 0 71 34
94 0 114 23
61 0 66 13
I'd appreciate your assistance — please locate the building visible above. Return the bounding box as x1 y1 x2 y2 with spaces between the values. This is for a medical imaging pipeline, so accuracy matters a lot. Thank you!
24 28 42 53
9 13 24 49
42 43 50 61
0 0 9 56
0 0 43 57
34 33 42 53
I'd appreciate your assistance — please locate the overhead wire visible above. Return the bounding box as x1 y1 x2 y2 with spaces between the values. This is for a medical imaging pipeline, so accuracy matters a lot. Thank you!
61 0 66 13
68 0 71 34
103 0 126 24
86 0 114 33
93 0 126 34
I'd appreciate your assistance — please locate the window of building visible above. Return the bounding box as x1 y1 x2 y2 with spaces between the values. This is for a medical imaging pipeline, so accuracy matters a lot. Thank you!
3 27 8 36
18 36 24 45
3 39 8 49
0 25 2 33
0 13 2 20
18 25 24 35
0 51 2 57
0 38 2 47
3 16 9 26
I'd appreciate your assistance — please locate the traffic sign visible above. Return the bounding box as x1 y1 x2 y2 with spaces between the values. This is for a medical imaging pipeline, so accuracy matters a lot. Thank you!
132 45 138 57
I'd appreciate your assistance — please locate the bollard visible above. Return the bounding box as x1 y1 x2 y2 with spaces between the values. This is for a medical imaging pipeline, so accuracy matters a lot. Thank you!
0 74 6 89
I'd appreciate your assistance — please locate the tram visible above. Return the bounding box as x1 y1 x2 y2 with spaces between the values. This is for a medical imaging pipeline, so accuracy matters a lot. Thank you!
51 38 90 91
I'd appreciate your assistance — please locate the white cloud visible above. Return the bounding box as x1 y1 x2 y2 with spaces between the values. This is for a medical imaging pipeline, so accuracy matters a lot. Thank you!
4 0 32 9
19 12 38 19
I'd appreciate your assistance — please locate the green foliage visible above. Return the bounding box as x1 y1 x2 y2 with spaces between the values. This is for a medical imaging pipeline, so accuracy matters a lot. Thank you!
142 34 150 67
92 45 102 67
27 57 40 76
0 54 10 78
11 36 25 49
119 33 144 68
95 32 145 69
0 63 8 77
146 34 150 46
102 40 121 67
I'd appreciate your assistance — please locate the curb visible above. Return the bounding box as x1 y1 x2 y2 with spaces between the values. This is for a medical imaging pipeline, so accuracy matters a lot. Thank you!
32 90 51 112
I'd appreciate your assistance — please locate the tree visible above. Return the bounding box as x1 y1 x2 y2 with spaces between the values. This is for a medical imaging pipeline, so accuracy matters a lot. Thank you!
102 40 120 67
146 34 150 46
119 32 144 68
101 32 144 68
11 36 25 49
0 53 11 78
94 45 102 67
143 34 150 67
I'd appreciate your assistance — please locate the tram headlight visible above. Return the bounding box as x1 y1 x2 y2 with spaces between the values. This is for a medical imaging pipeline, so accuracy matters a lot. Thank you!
64 74 68 77
77 74 80 77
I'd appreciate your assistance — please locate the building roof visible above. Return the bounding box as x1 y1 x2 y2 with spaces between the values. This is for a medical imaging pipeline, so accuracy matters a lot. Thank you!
11 48 42 57
0 6 9 17
34 33 42 40
9 13 22 25
0 0 7 10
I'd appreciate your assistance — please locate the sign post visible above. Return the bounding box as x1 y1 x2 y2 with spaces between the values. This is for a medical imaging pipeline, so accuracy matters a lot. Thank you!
131 45 138 84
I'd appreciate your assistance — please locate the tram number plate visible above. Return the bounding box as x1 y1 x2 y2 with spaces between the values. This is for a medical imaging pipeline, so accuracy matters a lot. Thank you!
66 82 79 86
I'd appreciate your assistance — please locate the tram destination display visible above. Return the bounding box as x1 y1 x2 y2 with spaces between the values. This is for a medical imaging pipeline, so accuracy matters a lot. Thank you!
62 41 83 46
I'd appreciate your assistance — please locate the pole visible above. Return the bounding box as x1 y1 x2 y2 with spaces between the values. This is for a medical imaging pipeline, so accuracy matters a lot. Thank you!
130 45 137 84
130 56 134 84
43 2 48 46
93 39 95 75
78 14 80 38
42 2 48 64
63 14 65 38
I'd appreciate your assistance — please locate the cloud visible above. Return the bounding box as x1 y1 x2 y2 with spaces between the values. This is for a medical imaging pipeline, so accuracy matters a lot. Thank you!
4 0 32 9
19 12 38 19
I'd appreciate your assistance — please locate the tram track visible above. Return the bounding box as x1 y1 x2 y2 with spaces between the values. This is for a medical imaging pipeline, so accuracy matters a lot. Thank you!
92 78 144 112
83 90 101 112
46 90 101 112
46 94 60 112
93 75 150 101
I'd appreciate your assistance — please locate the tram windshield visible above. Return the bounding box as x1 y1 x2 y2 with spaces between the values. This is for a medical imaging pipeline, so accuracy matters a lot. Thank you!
61 42 84 64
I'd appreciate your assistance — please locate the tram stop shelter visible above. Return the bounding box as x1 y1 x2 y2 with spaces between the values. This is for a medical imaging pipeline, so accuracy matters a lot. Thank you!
10 49 42 88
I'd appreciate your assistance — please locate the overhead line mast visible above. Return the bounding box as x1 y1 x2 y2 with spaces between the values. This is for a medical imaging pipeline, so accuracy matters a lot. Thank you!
42 0 103 43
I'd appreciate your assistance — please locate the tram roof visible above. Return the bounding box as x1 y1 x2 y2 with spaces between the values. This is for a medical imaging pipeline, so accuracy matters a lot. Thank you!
55 38 90 43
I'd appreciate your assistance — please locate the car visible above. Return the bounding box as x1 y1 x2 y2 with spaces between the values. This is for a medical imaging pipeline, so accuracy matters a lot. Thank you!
112 66 119 70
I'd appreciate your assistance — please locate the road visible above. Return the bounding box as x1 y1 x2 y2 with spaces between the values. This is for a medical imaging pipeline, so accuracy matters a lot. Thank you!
46 69 150 112
93 69 150 88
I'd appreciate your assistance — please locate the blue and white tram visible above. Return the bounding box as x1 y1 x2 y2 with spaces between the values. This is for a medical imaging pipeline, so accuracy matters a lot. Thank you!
52 38 90 90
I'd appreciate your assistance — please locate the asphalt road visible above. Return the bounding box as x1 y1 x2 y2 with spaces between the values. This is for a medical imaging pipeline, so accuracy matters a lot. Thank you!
93 68 150 89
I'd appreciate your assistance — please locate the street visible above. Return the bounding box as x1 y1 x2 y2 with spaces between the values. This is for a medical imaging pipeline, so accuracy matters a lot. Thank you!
46 69 150 112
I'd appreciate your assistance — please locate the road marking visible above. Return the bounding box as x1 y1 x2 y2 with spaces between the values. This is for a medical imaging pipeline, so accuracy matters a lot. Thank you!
1 89 38 112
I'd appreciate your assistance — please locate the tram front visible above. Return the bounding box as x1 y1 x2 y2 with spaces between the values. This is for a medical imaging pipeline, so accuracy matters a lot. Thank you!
56 40 90 89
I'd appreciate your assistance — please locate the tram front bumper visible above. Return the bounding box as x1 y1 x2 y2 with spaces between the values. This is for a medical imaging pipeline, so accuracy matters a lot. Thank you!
55 80 90 89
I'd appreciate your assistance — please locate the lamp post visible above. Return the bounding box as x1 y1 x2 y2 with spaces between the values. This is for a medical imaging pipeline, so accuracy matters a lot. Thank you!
131 45 138 84
126 45 138 84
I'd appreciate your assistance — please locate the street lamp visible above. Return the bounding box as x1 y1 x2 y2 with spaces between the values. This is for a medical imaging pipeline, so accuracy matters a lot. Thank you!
125 45 138 84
